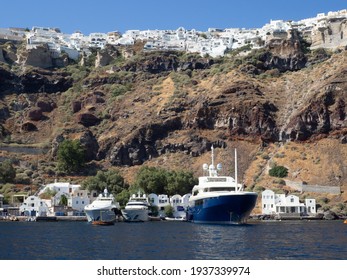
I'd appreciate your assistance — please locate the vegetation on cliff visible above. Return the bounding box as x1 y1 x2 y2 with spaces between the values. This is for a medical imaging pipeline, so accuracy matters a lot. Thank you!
0 36 346 213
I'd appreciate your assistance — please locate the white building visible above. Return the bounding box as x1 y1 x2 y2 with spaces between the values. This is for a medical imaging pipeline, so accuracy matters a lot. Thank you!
39 181 81 196
262 189 316 216
20 195 50 216
88 33 107 48
38 181 90 213
170 193 191 218
68 189 90 212
147 193 169 217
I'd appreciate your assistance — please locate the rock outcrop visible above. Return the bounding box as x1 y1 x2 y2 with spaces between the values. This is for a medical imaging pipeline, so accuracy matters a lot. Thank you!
21 45 53 68
311 17 347 49
0 48 5 63
77 113 101 127
259 37 307 72
27 107 43 121
121 52 213 73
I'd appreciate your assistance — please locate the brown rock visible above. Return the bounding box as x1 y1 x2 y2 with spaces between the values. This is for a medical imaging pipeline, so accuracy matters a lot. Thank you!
77 113 100 127
28 107 43 121
22 122 37 132
36 100 56 112
72 101 82 113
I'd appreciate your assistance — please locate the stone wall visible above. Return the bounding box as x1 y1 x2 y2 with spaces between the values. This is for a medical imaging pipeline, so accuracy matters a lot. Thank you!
285 180 341 194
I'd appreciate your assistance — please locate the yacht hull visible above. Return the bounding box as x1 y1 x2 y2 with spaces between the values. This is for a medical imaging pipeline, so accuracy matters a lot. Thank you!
122 208 149 222
187 193 257 224
85 208 116 223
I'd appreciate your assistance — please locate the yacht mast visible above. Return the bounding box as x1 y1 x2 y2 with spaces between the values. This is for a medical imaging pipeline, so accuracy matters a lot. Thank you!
235 148 238 192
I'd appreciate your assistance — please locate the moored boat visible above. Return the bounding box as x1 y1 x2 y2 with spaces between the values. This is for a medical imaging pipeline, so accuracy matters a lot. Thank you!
122 192 150 222
187 147 258 225
84 189 120 225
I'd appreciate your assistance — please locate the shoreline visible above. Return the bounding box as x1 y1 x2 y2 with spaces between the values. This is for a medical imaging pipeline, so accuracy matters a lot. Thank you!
0 215 346 223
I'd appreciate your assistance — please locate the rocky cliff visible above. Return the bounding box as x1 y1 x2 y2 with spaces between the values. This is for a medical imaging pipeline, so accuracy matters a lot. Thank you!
311 16 347 49
0 37 346 202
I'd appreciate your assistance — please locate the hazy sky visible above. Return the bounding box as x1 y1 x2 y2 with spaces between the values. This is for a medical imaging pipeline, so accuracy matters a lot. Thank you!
1 0 346 34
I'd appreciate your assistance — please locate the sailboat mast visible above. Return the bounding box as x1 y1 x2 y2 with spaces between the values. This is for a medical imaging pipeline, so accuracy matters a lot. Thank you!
235 148 238 192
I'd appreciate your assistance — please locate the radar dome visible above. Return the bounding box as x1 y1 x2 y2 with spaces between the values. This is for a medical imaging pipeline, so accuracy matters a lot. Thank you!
217 163 222 170
203 163 209 170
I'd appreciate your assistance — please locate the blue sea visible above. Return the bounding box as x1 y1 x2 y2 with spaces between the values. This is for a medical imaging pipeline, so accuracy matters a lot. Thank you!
0 220 346 260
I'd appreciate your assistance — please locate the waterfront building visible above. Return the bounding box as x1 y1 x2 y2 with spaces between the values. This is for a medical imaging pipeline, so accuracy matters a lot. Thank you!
68 189 90 212
170 193 191 218
19 195 50 216
262 189 316 216
39 180 81 196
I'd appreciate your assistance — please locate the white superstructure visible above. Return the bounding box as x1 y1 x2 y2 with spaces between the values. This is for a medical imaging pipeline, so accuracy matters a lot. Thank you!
122 192 150 222
84 189 120 224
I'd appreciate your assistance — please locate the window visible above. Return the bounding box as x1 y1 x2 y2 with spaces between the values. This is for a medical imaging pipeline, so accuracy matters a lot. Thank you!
263 204 266 208
290 198 294 203
82 201 84 204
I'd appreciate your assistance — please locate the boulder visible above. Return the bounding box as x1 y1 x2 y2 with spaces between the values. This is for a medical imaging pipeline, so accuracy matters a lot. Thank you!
27 107 43 121
22 122 37 132
77 113 100 127
79 130 99 161
51 134 65 158
0 105 10 121
36 100 56 112
323 211 338 220
72 101 82 113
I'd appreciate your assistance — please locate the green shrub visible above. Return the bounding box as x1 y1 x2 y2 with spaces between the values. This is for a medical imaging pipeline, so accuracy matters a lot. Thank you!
164 205 174 218
269 165 288 178
57 139 86 174
0 160 16 183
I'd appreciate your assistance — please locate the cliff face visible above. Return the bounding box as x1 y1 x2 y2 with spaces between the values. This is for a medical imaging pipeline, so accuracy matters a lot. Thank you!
0 37 346 194
311 17 347 49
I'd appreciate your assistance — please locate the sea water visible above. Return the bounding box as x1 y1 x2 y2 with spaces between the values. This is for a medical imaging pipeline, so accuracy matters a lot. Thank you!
0 220 345 260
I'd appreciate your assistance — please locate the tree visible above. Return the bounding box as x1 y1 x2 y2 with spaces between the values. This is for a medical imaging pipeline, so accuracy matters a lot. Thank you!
0 160 16 183
82 169 128 196
133 166 197 195
59 195 68 206
57 139 85 174
133 166 167 195
166 170 197 196
269 165 288 178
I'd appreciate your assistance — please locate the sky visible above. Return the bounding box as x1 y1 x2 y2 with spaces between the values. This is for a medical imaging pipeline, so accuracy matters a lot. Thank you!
1 0 346 34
